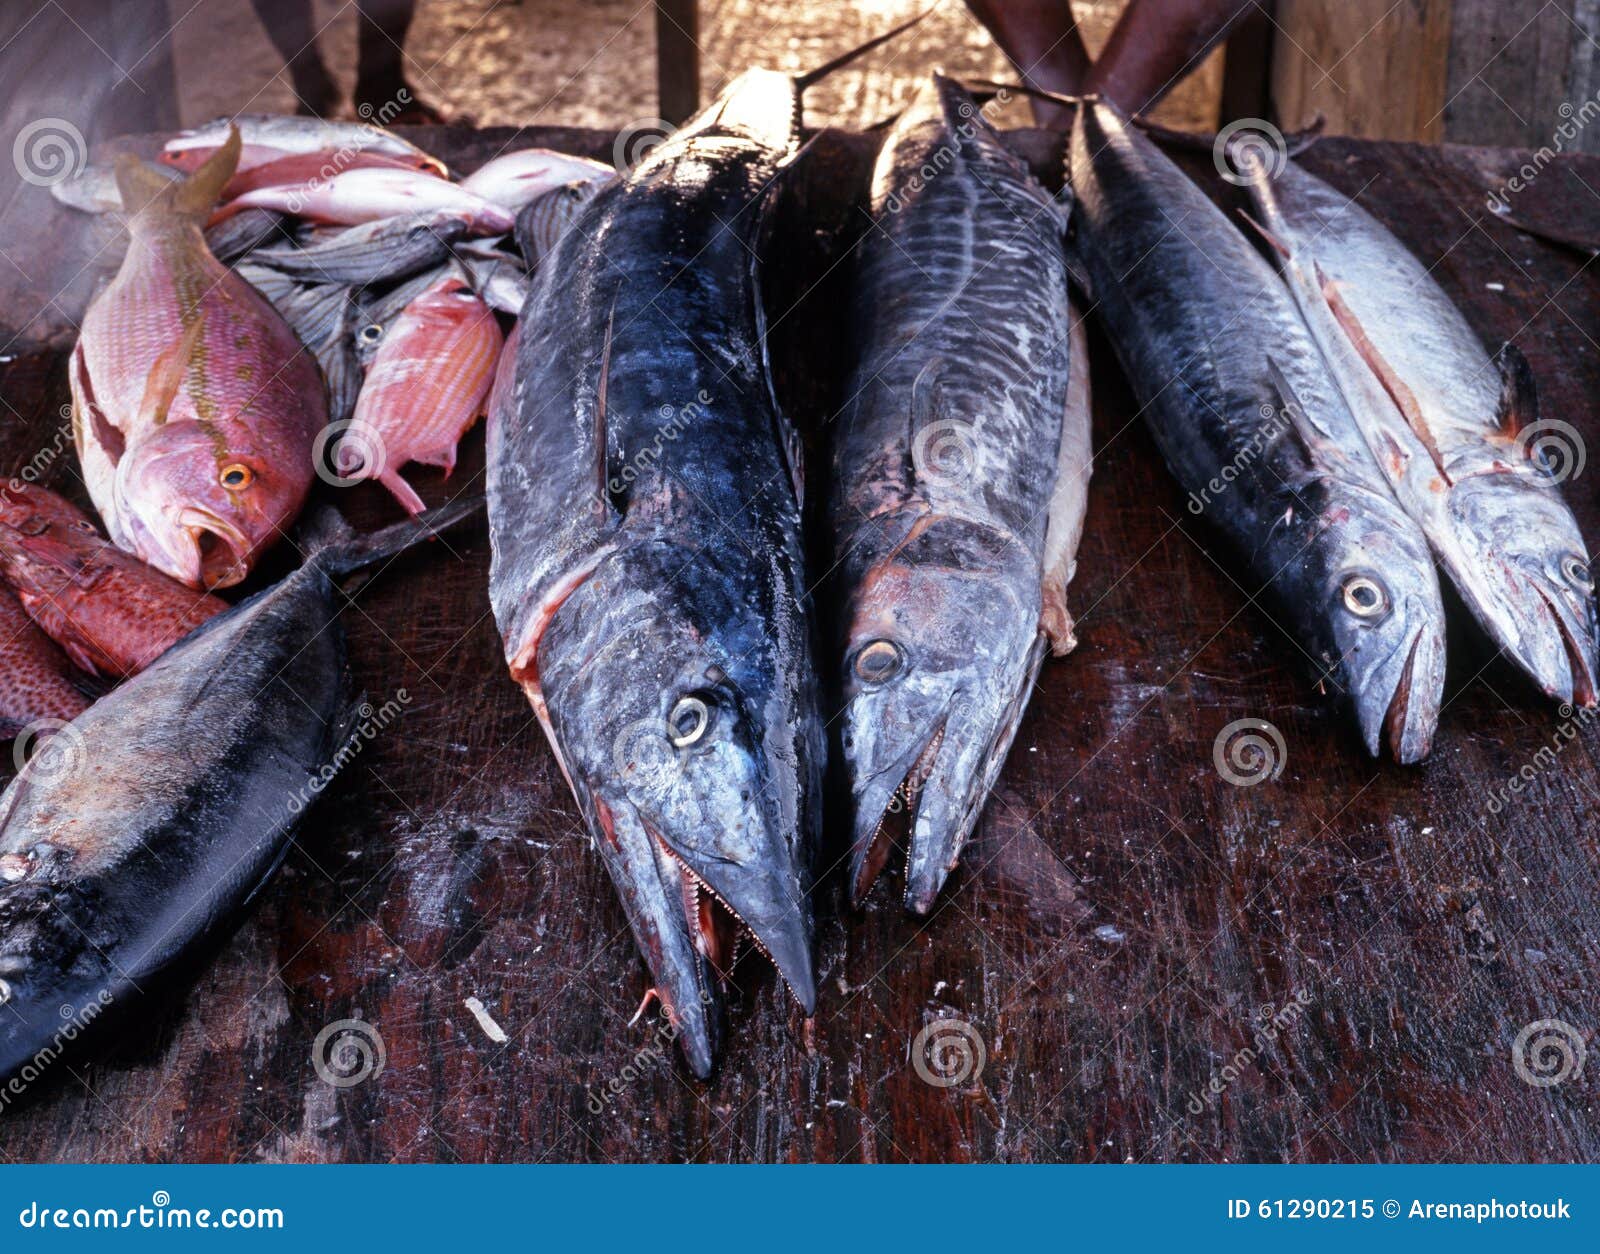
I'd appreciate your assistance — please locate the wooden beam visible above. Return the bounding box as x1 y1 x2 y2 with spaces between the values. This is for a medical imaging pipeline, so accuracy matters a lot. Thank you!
655 0 700 127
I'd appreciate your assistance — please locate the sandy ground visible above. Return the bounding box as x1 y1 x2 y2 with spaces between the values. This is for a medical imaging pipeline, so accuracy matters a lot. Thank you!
167 0 1221 134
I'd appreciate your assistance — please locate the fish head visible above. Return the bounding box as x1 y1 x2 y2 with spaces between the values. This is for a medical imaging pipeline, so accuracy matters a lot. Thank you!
838 514 1040 913
1309 481 1447 763
529 542 817 1077
114 421 295 589
1447 472 1599 706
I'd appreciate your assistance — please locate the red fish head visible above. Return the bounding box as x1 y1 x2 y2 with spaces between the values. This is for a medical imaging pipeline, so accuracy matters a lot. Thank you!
114 421 302 589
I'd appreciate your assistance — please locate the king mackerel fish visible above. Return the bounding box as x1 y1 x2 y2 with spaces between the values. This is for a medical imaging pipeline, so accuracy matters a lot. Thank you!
487 70 830 1076
831 74 1090 914
1239 149 1600 707
1070 101 1447 761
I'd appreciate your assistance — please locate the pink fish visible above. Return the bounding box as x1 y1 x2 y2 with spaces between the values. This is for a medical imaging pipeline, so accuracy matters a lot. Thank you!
339 276 503 514
160 114 447 176
223 148 439 199
460 147 615 210
213 166 513 233
72 128 325 589
0 587 91 737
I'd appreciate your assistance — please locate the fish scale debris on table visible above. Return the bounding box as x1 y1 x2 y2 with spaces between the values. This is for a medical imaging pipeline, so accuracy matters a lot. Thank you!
71 127 325 590
1239 149 1600 707
829 73 1088 914
1070 100 1447 761
0 498 481 1088
0 483 226 679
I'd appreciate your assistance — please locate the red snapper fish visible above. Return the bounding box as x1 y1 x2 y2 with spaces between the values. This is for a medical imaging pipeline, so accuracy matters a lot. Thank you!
71 127 325 589
0 484 226 677
339 275 502 514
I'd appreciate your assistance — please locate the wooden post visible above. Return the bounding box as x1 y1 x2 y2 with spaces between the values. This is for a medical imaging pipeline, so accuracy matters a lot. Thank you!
655 0 699 127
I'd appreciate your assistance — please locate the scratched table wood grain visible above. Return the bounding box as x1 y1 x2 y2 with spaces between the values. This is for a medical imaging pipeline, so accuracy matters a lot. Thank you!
1 123 1597 1164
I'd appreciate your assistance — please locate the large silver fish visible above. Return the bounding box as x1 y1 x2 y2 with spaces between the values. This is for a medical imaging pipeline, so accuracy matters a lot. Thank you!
1071 101 1447 760
830 74 1088 914
1241 151 1600 706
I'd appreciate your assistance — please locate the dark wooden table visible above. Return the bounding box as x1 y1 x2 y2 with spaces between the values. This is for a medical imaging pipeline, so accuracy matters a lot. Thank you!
1 123 1597 1163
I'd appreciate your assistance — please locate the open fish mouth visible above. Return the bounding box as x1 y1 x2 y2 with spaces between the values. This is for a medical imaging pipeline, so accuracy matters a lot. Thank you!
849 715 948 910
176 508 252 588
1367 621 1445 764
584 784 815 1080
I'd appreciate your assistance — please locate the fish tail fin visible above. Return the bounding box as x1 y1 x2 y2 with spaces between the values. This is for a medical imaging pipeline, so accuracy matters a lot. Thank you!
117 124 240 224
303 493 484 581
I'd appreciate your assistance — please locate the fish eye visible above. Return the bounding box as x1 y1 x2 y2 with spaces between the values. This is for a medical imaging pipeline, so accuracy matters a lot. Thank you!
219 463 253 490
853 639 904 684
668 694 710 748
1341 574 1388 618
1561 553 1594 592
358 323 383 345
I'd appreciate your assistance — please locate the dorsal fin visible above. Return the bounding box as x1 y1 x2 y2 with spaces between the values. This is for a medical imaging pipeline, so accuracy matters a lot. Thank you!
1265 357 1343 472
1493 342 1538 441
1238 208 1291 259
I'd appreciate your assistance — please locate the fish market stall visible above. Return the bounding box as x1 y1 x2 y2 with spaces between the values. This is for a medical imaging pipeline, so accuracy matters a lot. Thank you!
0 114 1595 1163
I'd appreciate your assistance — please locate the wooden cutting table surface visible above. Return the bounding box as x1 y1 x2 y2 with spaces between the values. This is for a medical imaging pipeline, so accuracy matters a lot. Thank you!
1 123 1597 1164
